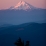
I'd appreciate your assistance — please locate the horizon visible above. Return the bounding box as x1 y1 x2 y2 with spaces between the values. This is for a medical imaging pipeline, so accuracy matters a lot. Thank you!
0 0 46 10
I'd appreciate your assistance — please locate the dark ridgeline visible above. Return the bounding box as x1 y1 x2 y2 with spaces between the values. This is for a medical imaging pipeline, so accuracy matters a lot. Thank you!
14 37 30 46
0 23 46 46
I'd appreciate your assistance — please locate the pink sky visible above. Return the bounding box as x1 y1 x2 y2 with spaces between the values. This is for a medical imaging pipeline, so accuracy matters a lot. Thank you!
0 0 46 9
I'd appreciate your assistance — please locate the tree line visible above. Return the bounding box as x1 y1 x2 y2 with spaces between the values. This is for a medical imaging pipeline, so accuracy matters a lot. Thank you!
14 37 30 46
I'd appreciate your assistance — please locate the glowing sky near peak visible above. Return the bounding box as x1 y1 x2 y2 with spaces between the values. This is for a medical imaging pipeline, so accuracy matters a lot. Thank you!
0 0 46 10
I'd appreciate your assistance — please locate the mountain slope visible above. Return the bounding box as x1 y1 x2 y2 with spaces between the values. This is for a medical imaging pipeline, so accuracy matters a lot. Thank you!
9 1 36 10
0 1 46 25
0 9 46 25
0 23 46 46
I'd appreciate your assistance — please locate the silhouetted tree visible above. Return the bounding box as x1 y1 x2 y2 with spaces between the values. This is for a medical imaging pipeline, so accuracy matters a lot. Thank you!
14 37 24 46
25 41 30 46
14 37 30 46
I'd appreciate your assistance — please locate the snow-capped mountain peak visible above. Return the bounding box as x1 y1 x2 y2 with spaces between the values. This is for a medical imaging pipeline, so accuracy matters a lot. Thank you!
10 1 36 10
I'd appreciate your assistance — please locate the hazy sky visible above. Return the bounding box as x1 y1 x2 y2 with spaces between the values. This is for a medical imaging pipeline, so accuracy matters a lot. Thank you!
0 0 46 9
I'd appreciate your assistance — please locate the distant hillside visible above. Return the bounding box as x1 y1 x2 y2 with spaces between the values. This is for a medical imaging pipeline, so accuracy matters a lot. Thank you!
0 9 46 25
0 23 46 46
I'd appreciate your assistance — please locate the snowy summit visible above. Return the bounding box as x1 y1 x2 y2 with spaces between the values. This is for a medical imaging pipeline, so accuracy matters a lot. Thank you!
9 1 36 10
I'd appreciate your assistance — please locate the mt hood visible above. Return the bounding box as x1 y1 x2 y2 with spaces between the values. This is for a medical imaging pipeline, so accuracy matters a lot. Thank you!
9 1 36 10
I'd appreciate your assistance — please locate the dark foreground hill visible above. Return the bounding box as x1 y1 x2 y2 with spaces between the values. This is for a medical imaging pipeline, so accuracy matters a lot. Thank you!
0 23 46 46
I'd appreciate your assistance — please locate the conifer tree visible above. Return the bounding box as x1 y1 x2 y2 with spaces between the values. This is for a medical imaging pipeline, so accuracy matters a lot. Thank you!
25 41 30 46
14 37 24 46
14 37 30 46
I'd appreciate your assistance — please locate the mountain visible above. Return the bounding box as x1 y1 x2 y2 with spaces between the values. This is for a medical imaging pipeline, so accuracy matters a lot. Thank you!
9 1 36 11
0 1 46 25
0 23 46 46
0 9 46 25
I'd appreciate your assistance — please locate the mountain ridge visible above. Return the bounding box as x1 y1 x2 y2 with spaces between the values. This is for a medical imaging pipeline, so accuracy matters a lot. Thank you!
0 9 46 25
0 22 46 46
9 1 37 11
